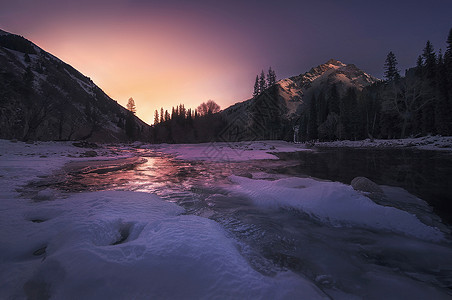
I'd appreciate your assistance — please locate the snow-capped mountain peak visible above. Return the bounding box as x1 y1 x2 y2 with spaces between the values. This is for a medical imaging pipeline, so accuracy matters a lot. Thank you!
274 59 379 116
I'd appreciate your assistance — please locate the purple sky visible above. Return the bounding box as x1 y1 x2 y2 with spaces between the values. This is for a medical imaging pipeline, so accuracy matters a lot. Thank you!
1 0 451 124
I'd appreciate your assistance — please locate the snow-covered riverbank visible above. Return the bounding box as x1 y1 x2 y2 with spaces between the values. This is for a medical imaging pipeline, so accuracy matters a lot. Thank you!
148 136 452 163
308 135 452 151
0 140 326 299
1 139 451 299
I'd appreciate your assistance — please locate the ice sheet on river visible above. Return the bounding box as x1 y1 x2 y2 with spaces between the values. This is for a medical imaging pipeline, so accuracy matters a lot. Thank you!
0 191 327 299
227 175 444 241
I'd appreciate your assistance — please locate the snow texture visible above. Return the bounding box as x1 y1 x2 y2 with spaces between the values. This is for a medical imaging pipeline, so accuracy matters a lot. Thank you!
308 135 452 151
226 175 444 241
0 140 327 299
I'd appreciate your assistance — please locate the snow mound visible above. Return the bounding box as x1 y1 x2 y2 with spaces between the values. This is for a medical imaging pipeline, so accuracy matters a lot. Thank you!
0 191 327 299
227 176 444 241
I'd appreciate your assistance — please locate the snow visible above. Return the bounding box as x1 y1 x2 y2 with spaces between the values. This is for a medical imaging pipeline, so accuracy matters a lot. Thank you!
1 191 327 299
308 136 452 151
1 139 450 298
0 140 133 193
0 140 327 299
226 175 444 241
149 140 310 161
150 137 452 163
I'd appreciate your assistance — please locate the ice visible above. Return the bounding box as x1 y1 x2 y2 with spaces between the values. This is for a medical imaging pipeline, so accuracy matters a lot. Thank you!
150 140 310 161
227 175 444 241
0 191 327 299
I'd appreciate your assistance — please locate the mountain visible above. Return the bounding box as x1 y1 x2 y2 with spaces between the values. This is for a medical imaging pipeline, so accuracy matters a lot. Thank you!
0 29 151 142
278 59 378 116
220 59 379 141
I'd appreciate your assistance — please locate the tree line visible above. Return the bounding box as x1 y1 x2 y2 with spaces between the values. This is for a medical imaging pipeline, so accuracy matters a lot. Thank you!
297 28 452 141
253 67 277 98
127 29 451 143
150 100 224 143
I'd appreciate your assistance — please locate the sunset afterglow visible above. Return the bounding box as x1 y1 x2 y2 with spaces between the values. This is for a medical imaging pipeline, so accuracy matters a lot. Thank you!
1 0 451 124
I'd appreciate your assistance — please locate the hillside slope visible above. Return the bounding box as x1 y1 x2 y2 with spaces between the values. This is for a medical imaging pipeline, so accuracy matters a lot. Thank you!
221 59 379 141
0 29 151 142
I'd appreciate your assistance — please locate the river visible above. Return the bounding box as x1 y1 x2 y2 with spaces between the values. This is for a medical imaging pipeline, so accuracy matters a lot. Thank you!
29 146 452 299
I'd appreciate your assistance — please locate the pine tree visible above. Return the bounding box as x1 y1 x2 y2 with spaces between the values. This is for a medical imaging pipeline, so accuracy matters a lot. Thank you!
127 97 136 114
384 51 400 81
253 75 259 98
258 70 267 93
160 108 164 123
154 110 159 125
416 55 424 76
435 50 451 135
267 67 276 87
444 28 452 98
420 41 437 133
307 95 318 140
328 84 340 114
423 41 436 79
339 88 358 140
446 28 452 57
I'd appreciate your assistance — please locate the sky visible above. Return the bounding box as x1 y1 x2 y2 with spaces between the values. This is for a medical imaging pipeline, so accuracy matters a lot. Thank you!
1 0 451 125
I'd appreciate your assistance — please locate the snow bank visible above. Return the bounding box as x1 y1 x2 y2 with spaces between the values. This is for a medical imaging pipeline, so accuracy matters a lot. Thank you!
0 140 133 193
0 191 327 299
150 136 452 163
227 175 444 241
150 140 309 161
310 135 452 151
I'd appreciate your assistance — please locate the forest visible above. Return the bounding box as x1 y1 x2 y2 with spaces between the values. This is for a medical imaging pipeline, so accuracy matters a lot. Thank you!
145 28 452 143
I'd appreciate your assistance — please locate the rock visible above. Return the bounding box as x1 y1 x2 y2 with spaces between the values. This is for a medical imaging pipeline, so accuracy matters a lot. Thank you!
81 150 98 157
351 177 383 198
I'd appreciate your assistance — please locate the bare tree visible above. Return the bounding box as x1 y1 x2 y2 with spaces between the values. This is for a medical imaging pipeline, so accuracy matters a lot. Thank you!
196 100 220 116
386 76 435 138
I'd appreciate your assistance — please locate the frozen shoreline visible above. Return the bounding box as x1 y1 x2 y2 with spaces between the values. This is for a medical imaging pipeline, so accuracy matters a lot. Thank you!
0 140 328 299
305 135 452 151
149 136 452 163
1 139 451 299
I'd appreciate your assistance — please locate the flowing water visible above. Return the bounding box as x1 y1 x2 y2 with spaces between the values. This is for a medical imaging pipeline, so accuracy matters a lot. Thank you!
28 146 452 299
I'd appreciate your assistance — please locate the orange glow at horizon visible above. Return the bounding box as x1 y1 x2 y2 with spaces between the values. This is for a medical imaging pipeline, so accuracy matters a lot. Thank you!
19 13 259 125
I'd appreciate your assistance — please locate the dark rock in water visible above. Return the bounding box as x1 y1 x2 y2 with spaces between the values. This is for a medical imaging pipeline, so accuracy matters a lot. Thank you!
33 246 47 256
81 150 98 157
351 177 384 201
73 141 99 149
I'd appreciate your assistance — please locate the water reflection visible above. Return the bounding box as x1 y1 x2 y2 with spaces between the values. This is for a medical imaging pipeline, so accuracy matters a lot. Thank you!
274 148 452 224
34 147 452 299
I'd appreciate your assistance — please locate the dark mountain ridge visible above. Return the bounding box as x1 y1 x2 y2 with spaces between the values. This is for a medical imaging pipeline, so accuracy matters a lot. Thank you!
0 29 151 142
